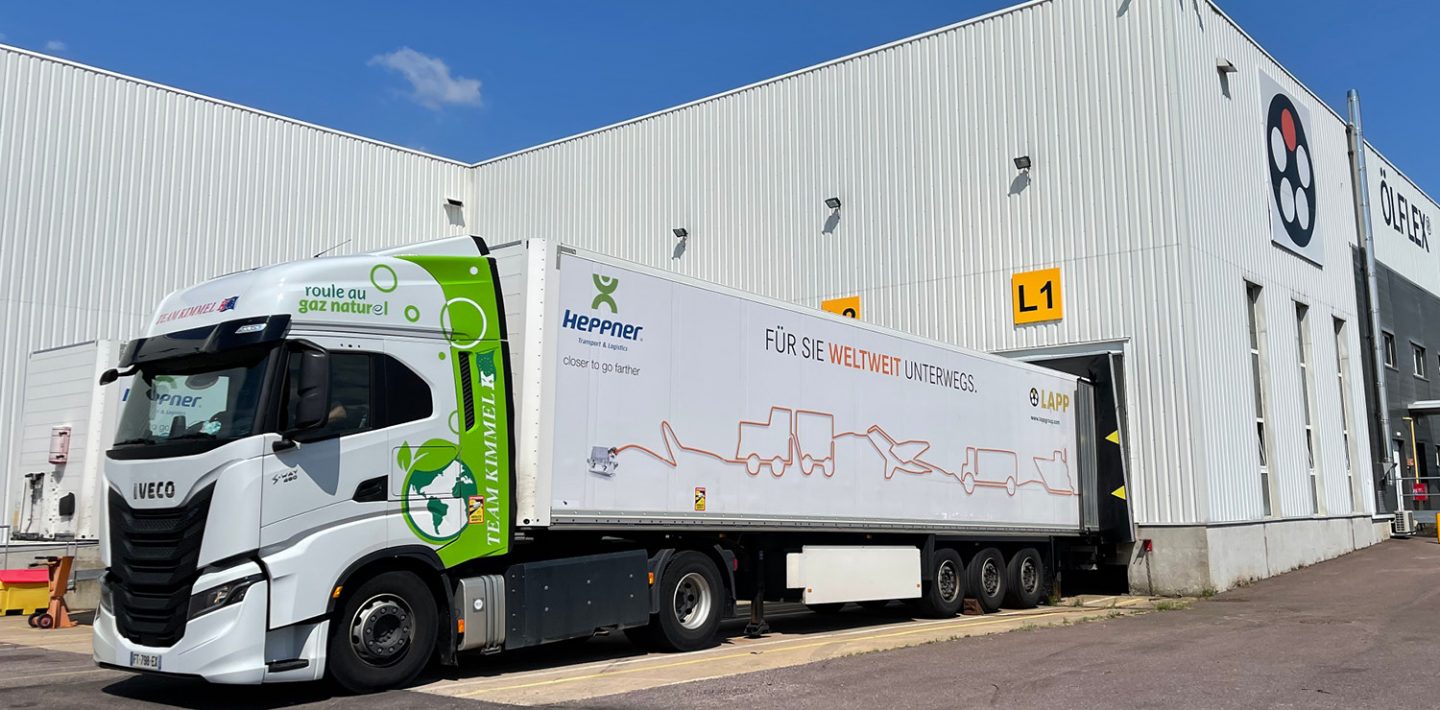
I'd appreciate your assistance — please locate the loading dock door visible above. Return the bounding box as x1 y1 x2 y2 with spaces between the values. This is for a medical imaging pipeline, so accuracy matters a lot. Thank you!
1007 347 1134 543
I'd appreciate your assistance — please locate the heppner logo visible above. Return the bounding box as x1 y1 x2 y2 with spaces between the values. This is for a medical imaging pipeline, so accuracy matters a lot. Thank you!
564 272 643 341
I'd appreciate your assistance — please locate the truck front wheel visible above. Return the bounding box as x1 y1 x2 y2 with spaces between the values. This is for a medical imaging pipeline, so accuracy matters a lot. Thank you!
327 570 438 693
627 551 723 652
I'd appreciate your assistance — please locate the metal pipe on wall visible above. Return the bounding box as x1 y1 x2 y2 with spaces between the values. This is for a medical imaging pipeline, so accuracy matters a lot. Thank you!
1346 89 1401 515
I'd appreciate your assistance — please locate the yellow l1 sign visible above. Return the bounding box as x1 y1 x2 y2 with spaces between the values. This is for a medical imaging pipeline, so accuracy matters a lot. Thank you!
822 295 861 319
1012 267 1063 325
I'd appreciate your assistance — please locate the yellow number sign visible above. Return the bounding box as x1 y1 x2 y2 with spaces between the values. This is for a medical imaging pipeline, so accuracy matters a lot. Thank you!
1011 268 1063 325
821 295 861 319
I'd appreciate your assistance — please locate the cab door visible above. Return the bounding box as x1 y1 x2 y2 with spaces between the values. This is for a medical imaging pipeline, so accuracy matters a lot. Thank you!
260 338 394 542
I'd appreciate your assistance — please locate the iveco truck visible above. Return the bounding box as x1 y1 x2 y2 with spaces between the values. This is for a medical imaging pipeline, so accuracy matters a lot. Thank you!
95 236 1112 691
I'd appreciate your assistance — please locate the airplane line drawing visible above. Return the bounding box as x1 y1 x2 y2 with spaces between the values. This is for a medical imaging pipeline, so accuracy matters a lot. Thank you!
607 406 1077 496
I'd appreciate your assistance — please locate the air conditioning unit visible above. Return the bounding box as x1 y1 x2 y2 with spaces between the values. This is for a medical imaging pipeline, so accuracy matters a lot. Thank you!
1392 511 1416 536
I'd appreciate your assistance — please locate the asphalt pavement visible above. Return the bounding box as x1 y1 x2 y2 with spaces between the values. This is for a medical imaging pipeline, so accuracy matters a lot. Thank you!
0 537 1434 709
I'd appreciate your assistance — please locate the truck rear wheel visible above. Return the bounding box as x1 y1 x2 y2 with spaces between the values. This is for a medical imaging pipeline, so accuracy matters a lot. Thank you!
915 548 965 618
1003 548 1047 609
628 551 723 652
966 548 1007 613
327 570 438 693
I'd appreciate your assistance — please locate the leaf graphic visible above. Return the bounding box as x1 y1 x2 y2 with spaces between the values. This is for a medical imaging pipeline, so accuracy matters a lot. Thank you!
397 442 413 472
411 440 459 473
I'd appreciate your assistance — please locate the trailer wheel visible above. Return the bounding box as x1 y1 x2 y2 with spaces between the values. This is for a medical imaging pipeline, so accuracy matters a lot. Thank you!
965 548 1007 613
1003 548 1047 609
631 551 723 652
915 548 965 618
327 570 438 693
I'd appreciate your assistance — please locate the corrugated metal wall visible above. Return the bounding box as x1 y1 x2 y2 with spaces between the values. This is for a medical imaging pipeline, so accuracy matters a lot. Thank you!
1169 4 1375 522
0 46 472 522
0 0 1393 534
470 0 1207 524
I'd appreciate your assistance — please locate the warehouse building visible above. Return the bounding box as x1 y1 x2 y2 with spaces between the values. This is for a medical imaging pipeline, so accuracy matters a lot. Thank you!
3 0 1427 592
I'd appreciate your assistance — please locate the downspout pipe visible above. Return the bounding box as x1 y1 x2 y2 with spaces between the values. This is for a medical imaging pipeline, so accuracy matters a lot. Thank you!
1346 90 1399 515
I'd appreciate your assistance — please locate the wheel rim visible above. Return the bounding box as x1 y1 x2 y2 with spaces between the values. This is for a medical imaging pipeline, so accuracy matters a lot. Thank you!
1020 557 1039 594
981 558 1002 597
937 560 960 603
672 571 713 630
350 593 415 666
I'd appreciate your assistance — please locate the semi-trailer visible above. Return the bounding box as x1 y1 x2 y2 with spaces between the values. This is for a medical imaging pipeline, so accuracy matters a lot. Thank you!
94 236 1115 691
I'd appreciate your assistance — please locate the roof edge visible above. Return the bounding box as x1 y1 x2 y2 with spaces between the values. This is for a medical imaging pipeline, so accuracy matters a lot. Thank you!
467 0 1054 168
0 43 471 168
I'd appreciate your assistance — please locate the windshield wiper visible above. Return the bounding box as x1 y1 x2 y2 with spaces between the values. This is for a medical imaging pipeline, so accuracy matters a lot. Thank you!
166 432 218 442
113 437 158 447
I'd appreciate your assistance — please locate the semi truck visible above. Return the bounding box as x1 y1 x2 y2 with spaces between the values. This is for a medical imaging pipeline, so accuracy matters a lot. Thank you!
94 236 1116 692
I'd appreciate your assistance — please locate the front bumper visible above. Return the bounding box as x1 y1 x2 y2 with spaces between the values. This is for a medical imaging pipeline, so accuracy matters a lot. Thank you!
94 564 328 684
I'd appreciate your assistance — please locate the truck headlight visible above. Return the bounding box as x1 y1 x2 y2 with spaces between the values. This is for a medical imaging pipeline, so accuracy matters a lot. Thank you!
187 574 265 620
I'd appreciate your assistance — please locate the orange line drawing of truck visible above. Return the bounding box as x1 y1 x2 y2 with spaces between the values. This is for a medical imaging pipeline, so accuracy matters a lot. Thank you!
794 410 836 477
738 407 794 477
959 447 1019 495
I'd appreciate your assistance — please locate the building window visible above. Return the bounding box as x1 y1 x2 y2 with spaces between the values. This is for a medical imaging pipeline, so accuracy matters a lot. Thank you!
1384 331 1397 369
1414 343 1428 379
1246 283 1273 517
1334 318 1358 512
1296 303 1320 514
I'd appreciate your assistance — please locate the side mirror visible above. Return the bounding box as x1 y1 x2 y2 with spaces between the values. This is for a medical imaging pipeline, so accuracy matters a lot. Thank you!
291 349 331 431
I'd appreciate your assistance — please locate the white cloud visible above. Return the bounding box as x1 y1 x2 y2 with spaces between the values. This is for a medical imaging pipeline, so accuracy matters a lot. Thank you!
44 40 65 52
368 47 481 110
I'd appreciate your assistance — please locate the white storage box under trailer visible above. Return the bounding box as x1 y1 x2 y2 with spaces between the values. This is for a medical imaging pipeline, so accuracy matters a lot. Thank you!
97 236 1112 691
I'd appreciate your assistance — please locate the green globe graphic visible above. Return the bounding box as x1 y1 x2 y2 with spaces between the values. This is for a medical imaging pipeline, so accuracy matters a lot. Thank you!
402 459 479 544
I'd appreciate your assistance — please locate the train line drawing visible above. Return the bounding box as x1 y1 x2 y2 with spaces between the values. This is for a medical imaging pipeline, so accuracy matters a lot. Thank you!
607 406 1076 496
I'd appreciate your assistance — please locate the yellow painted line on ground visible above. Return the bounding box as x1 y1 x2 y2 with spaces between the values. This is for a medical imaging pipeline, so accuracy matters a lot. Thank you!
424 606 1061 695
453 609 1080 699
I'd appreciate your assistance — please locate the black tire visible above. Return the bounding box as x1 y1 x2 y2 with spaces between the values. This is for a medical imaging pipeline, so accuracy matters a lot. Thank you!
1003 548 1047 609
35 612 54 629
806 603 847 615
966 547 1007 613
327 570 438 693
632 551 724 652
27 612 43 628
915 548 966 618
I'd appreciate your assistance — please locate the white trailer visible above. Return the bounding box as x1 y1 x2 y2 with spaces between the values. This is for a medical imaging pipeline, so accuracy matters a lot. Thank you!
7 341 123 541
94 237 1108 691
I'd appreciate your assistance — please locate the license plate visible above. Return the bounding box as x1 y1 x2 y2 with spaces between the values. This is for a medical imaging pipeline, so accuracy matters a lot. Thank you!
129 652 161 671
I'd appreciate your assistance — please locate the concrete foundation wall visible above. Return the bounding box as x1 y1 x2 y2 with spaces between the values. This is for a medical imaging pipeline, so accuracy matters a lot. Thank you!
1132 517 1384 594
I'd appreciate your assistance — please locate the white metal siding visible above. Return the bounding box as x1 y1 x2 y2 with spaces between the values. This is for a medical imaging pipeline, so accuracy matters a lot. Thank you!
0 46 472 512
469 0 1206 524
1169 4 1375 522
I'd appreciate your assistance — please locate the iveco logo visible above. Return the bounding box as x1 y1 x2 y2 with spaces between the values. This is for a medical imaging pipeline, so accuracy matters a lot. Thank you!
133 481 177 500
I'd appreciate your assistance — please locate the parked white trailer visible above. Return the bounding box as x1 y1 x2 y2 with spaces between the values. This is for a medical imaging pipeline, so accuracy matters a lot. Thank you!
94 237 1109 691
7 341 123 541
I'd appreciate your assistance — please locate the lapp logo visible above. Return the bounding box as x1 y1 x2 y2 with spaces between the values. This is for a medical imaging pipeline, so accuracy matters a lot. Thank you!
1029 387 1070 413
132 481 176 500
218 296 239 312
591 274 619 313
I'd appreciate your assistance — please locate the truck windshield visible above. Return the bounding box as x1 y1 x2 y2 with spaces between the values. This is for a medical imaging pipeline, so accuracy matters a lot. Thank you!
112 348 273 455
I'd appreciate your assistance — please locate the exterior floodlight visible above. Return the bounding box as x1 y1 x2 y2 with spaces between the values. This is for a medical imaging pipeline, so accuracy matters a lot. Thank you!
1013 155 1032 171
824 197 842 210
673 227 689 239
1216 59 1238 74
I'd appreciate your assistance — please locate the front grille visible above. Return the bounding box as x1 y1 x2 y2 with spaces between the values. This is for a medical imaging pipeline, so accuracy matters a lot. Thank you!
107 485 213 647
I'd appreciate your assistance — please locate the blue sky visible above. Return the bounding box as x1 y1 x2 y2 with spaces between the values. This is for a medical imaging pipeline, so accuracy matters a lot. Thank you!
1 1 1436 191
